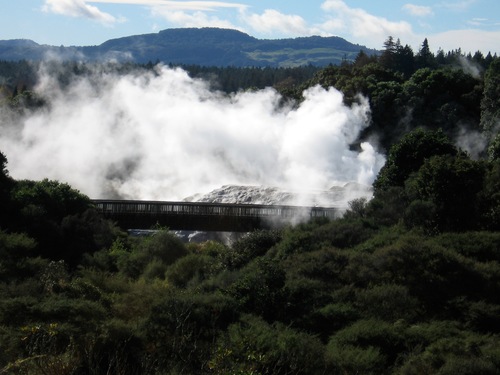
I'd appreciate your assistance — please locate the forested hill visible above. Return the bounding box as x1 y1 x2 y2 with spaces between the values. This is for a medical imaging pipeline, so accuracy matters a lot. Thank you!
0 27 378 67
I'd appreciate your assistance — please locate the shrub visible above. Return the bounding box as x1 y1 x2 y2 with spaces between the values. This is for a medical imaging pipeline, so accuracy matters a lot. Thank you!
281 276 332 333
326 319 406 373
271 226 317 259
371 235 481 316
312 302 360 340
405 154 486 232
143 291 237 372
227 229 282 268
355 283 421 322
211 314 326 375
0 230 38 279
366 186 408 227
373 128 457 192
141 258 169 281
312 218 377 249
165 253 215 287
433 231 500 262
284 248 349 285
226 257 286 321
137 230 188 266
396 333 500 375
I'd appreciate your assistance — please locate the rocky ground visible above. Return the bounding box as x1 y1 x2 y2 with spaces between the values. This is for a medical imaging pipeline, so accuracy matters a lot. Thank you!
185 182 372 207
173 182 373 244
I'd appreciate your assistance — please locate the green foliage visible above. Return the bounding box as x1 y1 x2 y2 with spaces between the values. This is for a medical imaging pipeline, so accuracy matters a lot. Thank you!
211 314 325 375
2 178 116 265
143 291 237 372
405 154 486 232
354 224 406 253
139 230 187 263
396 331 500 374
326 319 406 373
371 235 482 315
226 257 286 321
0 151 15 228
480 58 500 133
0 151 9 181
312 217 377 249
165 253 215 287
12 179 91 221
479 160 500 230
401 67 482 132
313 302 360 338
365 187 408 227
0 230 37 280
226 229 282 268
433 231 500 262
281 248 350 332
284 248 348 286
113 230 188 279
488 133 500 161
271 225 318 259
374 128 457 192
355 284 421 322
0 296 40 326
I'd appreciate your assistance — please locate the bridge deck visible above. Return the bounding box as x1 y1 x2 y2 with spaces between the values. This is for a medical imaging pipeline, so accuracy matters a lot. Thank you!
92 200 341 232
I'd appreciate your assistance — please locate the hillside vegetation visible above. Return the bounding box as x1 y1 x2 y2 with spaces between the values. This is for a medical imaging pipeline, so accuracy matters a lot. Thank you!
0 28 377 67
0 37 500 374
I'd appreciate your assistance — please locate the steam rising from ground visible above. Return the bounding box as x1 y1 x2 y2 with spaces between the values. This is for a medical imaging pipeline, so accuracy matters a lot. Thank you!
0 65 385 204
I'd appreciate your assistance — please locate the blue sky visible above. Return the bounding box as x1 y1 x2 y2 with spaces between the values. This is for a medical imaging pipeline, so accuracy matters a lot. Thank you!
1 0 500 54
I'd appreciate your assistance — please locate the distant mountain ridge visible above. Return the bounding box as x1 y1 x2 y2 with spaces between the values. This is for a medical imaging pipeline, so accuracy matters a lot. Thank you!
0 28 378 67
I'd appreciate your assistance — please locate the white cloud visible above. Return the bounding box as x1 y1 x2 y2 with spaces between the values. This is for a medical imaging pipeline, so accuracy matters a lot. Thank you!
146 1 248 30
467 18 496 27
151 8 240 29
243 9 310 36
320 0 414 47
43 0 120 24
402 4 434 17
88 0 247 11
438 0 477 11
429 28 500 54
317 0 499 54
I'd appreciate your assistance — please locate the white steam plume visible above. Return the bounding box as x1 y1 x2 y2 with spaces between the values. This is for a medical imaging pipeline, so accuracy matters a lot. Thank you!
0 65 385 203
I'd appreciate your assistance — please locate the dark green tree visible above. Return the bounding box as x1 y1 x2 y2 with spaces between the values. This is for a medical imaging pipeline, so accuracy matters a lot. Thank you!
405 154 486 232
436 48 447 65
402 67 482 133
416 38 435 69
488 133 500 161
373 128 457 193
480 58 500 134
479 160 500 230
9 179 97 263
212 315 325 375
0 151 11 187
394 43 415 77
380 36 397 69
0 151 15 228
353 49 373 67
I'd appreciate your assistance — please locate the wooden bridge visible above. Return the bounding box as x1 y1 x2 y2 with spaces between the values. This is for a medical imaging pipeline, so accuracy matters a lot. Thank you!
92 200 341 232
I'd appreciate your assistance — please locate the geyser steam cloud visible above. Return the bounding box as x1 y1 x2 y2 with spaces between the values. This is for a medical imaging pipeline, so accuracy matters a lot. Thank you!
0 65 385 202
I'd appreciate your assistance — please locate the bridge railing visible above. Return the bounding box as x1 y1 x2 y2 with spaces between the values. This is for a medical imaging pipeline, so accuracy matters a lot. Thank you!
92 199 340 219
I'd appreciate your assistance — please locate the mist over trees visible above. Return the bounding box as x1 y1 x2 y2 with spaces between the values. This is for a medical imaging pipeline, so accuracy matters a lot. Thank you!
1 37 500 373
